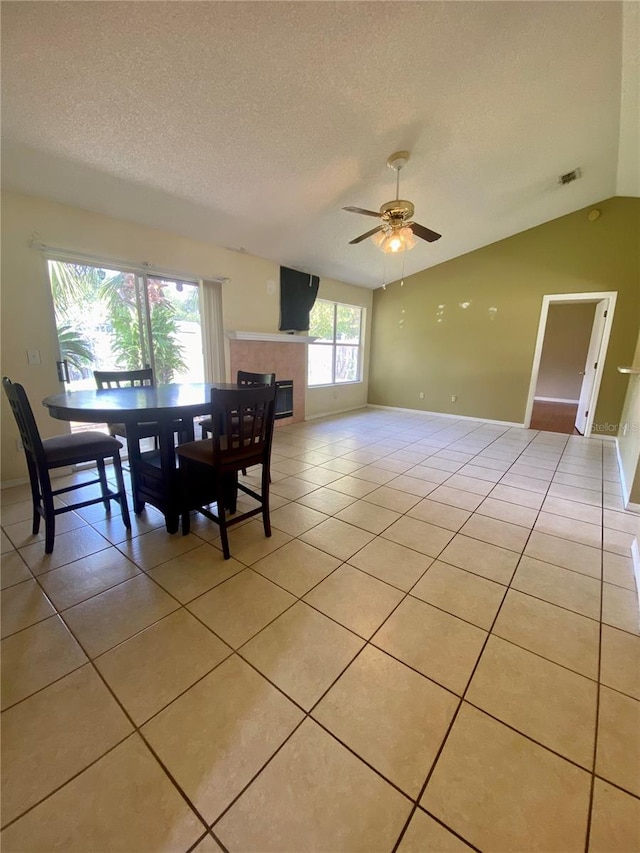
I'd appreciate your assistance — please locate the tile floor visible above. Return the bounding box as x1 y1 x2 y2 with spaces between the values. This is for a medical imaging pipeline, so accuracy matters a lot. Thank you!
1 408 639 852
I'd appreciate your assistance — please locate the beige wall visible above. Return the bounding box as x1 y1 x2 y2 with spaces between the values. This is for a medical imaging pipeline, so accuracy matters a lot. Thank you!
1 191 372 483
535 303 596 400
617 330 640 506
369 197 640 429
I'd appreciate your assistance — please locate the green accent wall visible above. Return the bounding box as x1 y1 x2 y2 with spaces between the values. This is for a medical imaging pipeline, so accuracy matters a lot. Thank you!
369 197 640 431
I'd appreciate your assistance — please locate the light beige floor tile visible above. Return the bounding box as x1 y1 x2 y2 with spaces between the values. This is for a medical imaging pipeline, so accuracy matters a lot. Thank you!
0 550 32 589
116 526 203 570
269 502 328 536
508 463 553 482
412 561 505 630
548 482 603 507
397 808 473 852
373 596 486 695
187 568 295 648
600 625 640 700
404 464 450 484
241 601 364 710
603 527 635 557
525 531 601 578
146 543 244 604
95 609 231 725
1 663 133 826
603 551 637 591
498 473 549 495
535 512 602 549
19 526 111 575
460 513 529 552
251 539 340 597
304 564 403 639
457 464 504 483
604 509 639 534
596 685 640 797
350 464 399 485
215 520 292 565
381 516 454 558
367 457 414 474
296 486 357 514
271 457 313 476
421 456 464 473
192 834 225 852
407 498 471 531
0 734 204 852
314 645 458 797
62 574 179 658
494 589 599 678
269 476 321 500
489 483 545 509
215 718 411 852
553 471 601 491
299 517 375 561
0 483 38 505
425 486 483 512
445 474 494 496
438 534 519 585
1 615 87 711
347 538 433 592
422 704 591 853
327 475 379 498
335 500 401 534
476 496 537 528
1 579 55 638
89 505 167 544
602 582 640 635
320 458 365 475
1 529 14 554
143 655 302 822
385 474 439 498
361 486 422 513
3 512 87 550
296 465 345 486
588 778 640 853
1 499 39 526
467 635 597 767
37 547 140 611
512 556 601 619
542 496 602 526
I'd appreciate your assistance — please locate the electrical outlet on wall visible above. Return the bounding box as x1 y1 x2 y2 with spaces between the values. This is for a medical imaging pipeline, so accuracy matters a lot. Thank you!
451 395 457 402
419 392 425 399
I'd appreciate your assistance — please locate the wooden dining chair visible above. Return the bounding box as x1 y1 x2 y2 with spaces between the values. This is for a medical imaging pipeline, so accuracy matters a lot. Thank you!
199 371 276 438
2 377 131 554
94 366 189 447
177 384 277 559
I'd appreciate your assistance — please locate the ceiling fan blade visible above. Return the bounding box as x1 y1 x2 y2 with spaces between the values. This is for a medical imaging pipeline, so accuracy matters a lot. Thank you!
410 222 442 243
349 225 384 245
343 206 381 218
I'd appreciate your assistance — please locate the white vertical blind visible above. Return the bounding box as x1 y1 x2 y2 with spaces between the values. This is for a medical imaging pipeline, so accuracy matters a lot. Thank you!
199 279 225 382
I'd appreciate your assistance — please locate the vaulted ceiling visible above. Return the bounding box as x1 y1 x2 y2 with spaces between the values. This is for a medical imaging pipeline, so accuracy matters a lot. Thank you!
2 2 637 288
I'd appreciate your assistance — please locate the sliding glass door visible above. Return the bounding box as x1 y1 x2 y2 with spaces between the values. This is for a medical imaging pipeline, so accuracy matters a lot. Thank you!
48 260 204 431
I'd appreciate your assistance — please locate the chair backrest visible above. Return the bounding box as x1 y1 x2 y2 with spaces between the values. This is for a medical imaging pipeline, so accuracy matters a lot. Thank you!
2 377 47 469
210 385 277 471
237 370 276 387
94 367 154 390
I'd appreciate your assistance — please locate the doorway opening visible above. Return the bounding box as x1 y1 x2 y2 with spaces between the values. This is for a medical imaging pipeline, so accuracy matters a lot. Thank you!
524 291 617 435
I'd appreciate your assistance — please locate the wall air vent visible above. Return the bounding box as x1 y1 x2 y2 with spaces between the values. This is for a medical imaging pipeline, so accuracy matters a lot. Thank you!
558 168 582 185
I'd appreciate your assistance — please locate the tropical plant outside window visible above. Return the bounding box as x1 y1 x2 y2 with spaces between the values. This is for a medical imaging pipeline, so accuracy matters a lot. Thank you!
48 260 203 392
308 299 363 386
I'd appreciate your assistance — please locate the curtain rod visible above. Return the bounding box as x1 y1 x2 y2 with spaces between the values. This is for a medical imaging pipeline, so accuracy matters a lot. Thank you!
27 236 229 285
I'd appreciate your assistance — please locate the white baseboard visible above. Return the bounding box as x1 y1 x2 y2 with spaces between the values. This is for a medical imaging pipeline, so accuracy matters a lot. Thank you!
305 404 368 421
631 538 640 614
534 396 580 404
627 502 640 514
614 438 631 508
366 404 525 429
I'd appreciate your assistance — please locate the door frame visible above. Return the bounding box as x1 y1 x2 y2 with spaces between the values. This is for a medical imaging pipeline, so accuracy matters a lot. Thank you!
524 291 618 435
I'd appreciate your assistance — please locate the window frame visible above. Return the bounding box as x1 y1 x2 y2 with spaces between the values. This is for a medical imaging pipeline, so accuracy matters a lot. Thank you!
307 298 364 388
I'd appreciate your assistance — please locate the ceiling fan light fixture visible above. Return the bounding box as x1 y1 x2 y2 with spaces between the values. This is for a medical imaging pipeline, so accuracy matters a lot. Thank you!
375 225 416 254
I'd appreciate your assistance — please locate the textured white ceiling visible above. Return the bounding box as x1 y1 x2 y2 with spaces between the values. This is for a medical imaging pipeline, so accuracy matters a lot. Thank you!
1 1 631 288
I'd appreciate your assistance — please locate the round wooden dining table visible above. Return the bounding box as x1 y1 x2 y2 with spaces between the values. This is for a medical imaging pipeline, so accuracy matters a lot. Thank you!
42 383 237 533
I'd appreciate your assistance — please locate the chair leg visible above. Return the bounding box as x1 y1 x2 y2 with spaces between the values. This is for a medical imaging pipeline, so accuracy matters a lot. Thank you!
42 492 56 554
112 453 131 529
216 483 231 559
262 464 271 538
26 456 41 535
97 459 110 510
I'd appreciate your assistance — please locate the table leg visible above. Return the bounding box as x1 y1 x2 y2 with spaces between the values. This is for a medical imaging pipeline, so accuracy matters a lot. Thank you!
124 424 146 514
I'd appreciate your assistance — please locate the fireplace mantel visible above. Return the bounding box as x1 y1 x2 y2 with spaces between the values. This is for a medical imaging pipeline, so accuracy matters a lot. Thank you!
226 331 317 344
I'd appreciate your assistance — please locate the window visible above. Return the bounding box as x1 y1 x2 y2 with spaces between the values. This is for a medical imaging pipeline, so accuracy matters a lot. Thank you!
308 299 363 386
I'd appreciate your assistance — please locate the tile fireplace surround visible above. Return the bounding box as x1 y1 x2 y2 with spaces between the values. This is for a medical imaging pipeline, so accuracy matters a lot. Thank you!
227 332 314 426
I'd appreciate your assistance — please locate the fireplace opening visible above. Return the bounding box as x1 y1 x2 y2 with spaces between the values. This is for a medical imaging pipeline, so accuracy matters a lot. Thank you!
275 380 293 420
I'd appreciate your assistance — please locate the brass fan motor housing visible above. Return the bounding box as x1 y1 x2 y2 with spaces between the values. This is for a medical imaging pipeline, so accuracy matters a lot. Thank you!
380 199 414 219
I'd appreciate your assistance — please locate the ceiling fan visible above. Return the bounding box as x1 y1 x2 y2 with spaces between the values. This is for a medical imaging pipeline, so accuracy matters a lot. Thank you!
344 151 441 253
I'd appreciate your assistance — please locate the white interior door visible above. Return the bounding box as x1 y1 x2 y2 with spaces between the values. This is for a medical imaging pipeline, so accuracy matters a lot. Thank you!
574 300 607 434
